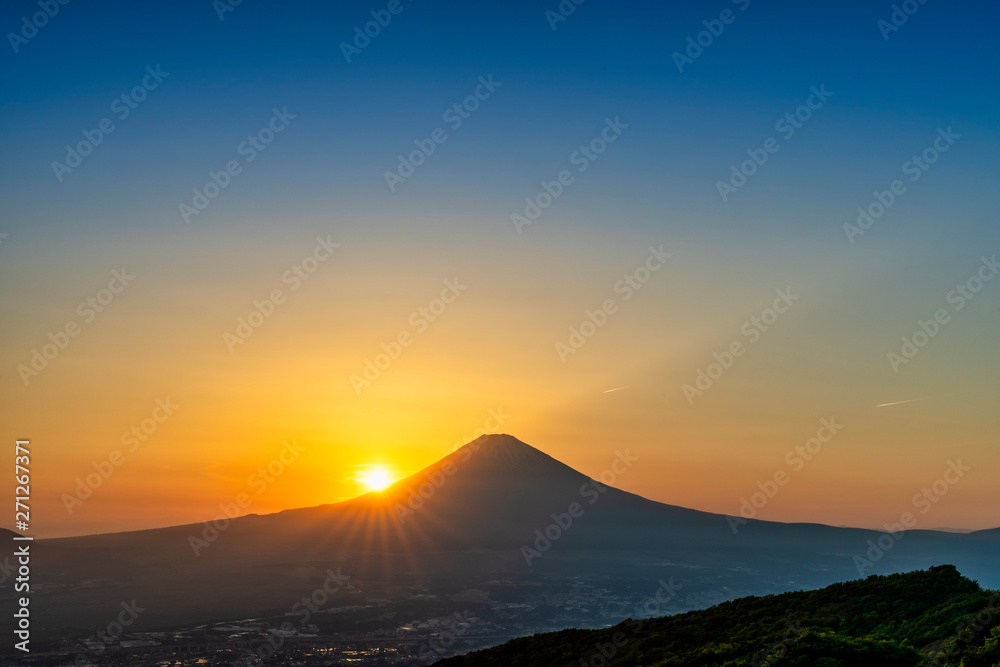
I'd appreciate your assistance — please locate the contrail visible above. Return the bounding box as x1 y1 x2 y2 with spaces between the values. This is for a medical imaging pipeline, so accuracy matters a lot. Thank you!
876 397 931 408
603 386 629 393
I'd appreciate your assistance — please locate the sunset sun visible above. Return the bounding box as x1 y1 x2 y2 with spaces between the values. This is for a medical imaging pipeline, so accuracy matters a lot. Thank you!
359 467 393 492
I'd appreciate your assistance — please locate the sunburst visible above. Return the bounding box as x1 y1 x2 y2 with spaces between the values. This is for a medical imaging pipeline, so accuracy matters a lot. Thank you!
359 467 393 492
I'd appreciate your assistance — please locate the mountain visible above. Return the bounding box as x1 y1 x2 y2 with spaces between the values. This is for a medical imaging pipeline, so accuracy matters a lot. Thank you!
435 565 1000 667
8 434 1000 651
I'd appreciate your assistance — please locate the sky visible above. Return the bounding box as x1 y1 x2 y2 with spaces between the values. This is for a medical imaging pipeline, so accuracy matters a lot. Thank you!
1 0 998 538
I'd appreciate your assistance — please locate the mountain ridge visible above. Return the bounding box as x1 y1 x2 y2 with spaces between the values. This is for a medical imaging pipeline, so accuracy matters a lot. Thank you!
12 433 1000 642
40 434 999 542
435 565 1000 667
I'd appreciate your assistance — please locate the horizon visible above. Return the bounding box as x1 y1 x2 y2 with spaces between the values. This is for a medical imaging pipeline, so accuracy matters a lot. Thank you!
3 0 998 542
34 432 997 540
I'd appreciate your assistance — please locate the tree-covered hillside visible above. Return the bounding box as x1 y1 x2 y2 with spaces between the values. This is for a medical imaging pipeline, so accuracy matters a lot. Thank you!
436 565 1000 666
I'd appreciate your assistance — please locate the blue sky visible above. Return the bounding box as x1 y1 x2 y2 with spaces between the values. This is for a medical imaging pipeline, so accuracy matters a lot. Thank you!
2 0 999 536
4 0 997 242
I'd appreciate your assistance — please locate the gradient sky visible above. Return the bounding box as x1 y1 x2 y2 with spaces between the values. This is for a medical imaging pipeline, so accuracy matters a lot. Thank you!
2 0 998 538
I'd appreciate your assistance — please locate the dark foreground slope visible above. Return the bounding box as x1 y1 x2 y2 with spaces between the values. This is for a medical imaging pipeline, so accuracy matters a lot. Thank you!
437 566 1000 667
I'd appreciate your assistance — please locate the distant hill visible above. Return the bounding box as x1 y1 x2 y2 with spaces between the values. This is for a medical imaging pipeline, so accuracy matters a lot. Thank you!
436 565 1000 667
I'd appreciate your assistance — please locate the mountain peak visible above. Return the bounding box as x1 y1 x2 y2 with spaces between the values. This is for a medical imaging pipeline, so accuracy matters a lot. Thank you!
466 432 537 450
458 433 562 473
470 432 521 446
466 432 534 454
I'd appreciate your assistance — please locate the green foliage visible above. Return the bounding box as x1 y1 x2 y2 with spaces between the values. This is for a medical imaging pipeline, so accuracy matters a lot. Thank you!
435 565 1000 667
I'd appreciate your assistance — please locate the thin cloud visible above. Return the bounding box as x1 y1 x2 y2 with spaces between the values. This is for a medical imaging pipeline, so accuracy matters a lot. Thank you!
876 397 932 408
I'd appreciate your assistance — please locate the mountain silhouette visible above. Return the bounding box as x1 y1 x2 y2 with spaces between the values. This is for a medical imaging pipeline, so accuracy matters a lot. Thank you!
13 434 1000 642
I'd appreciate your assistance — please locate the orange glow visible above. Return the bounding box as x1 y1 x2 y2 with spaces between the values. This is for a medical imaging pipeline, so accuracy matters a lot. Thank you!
3 233 999 538
357 467 393 492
